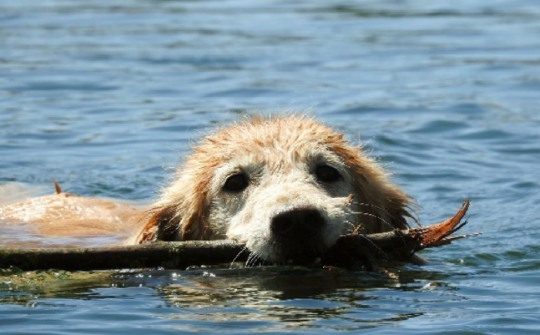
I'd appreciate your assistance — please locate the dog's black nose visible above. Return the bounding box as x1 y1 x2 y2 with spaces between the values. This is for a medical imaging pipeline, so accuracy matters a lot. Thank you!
271 208 325 238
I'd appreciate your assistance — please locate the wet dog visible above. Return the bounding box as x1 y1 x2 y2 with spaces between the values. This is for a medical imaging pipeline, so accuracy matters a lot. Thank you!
133 115 414 264
0 115 413 264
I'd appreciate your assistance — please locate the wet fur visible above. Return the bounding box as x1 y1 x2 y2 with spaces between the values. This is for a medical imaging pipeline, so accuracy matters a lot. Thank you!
134 115 414 263
0 115 414 262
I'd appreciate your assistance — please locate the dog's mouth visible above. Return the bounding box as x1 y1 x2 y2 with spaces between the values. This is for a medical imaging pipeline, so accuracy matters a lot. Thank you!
268 240 328 266
264 208 330 265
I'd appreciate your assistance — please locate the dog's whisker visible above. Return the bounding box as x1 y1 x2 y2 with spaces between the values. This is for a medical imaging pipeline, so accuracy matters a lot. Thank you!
354 201 386 211
354 200 417 225
230 246 250 269
245 252 264 268
352 200 393 218
343 219 358 233
245 253 255 268
354 201 389 212
350 210 395 231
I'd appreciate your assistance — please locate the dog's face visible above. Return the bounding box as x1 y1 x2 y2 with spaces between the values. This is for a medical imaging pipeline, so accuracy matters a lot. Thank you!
138 116 411 265
209 134 355 264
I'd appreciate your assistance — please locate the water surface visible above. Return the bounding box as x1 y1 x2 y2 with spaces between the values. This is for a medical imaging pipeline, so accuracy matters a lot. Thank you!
1 1 539 334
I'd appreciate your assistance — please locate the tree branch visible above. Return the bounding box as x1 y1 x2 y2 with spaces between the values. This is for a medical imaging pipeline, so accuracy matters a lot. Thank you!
0 200 475 271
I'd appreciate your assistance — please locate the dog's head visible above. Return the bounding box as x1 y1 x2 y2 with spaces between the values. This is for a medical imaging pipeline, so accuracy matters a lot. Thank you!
137 115 412 264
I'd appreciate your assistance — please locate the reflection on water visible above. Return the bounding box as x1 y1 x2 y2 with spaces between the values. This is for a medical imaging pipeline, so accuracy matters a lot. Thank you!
157 268 407 331
1 266 459 331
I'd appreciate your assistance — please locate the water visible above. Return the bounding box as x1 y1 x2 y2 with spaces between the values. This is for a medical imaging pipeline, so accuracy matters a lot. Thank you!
1 0 539 334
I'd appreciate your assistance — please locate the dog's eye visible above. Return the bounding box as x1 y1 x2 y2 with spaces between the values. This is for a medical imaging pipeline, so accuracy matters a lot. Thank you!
315 164 342 183
223 172 249 192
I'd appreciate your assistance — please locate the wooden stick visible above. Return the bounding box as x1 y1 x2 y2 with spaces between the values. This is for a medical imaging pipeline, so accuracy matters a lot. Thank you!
325 199 474 268
0 240 247 271
0 200 474 271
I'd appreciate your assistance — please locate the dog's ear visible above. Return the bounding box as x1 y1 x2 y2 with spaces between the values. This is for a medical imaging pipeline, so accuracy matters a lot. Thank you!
174 186 212 240
330 141 414 233
136 205 180 243
136 175 213 244
136 203 212 243
376 181 413 230
350 174 413 233
354 163 414 232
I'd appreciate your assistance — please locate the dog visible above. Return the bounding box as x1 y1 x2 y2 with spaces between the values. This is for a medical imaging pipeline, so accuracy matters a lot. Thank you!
133 115 414 264
0 115 414 264
0 182 145 248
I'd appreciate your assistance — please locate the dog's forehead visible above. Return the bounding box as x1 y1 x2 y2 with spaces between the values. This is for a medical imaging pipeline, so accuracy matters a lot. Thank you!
211 116 342 149
197 116 348 166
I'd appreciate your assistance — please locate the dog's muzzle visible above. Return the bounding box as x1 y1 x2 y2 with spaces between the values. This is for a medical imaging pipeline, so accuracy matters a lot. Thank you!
269 208 327 264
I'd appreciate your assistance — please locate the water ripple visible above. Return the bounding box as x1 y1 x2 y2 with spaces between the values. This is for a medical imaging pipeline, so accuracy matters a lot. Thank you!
1 0 540 334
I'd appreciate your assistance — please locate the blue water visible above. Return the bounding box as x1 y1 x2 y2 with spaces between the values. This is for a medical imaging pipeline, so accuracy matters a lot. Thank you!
1 1 539 334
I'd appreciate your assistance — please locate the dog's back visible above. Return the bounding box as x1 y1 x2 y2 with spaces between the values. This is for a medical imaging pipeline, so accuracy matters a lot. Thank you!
0 182 145 248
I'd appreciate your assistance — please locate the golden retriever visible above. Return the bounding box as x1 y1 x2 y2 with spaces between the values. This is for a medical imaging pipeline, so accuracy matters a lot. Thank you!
0 115 413 264
133 115 413 264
